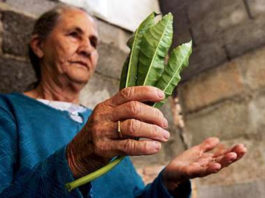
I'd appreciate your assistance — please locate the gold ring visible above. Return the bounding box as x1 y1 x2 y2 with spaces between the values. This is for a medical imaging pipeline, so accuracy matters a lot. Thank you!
117 120 123 138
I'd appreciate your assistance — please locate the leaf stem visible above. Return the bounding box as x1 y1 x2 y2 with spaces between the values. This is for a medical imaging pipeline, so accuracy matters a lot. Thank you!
65 156 125 191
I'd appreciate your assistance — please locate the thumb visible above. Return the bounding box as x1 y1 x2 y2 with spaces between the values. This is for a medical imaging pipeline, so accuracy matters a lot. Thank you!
198 137 220 152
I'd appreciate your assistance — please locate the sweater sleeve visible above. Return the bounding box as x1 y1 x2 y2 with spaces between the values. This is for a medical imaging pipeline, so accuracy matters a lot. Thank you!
135 170 192 198
0 108 86 198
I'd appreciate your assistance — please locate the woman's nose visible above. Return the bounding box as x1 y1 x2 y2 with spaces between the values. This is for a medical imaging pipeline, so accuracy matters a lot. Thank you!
78 38 93 58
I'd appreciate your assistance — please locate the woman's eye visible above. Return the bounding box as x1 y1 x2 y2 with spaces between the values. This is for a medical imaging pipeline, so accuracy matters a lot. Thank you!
90 37 98 48
69 32 79 38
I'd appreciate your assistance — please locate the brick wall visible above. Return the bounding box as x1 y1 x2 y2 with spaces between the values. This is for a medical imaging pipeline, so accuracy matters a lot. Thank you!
160 0 265 198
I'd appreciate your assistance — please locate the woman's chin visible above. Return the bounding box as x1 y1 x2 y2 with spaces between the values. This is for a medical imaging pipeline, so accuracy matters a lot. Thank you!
68 73 91 85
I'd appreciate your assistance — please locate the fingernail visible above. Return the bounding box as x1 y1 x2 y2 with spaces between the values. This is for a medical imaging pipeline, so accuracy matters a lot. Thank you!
163 131 170 140
152 142 161 151
157 90 165 99
163 119 168 128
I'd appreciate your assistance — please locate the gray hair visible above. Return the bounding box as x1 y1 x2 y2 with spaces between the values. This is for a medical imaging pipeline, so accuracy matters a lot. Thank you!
28 4 89 87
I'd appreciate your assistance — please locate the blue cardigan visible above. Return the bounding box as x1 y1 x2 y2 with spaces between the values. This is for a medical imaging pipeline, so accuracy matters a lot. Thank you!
0 93 191 198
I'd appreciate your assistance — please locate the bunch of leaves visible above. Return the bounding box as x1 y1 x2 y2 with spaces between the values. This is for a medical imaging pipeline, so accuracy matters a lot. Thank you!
120 12 192 107
66 12 192 191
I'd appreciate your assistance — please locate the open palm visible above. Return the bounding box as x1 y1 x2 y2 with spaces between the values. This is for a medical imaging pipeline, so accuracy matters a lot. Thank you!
162 137 247 191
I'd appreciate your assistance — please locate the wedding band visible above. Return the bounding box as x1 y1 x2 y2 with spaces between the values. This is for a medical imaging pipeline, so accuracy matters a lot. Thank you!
117 120 123 138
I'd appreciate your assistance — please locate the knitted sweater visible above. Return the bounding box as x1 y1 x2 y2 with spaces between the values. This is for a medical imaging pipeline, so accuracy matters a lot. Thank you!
0 93 191 198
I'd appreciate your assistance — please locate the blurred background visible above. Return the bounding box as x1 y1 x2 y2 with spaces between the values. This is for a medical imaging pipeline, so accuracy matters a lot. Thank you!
0 0 264 197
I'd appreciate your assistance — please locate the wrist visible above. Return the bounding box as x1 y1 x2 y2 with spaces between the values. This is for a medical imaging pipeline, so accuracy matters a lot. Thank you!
166 179 192 197
162 171 181 192
66 143 85 178
66 141 111 178
162 169 192 197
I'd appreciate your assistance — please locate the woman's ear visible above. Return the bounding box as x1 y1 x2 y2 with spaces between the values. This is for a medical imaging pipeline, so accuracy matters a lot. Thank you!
30 35 44 58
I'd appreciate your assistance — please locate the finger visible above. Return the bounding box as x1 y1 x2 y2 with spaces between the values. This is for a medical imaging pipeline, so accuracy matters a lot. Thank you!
215 152 237 167
113 139 162 156
118 119 170 142
198 137 220 152
206 162 222 173
112 101 168 128
229 144 247 160
196 154 214 166
106 86 165 106
214 144 247 160
187 162 221 178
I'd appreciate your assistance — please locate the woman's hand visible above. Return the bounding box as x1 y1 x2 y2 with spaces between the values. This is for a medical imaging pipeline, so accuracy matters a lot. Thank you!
162 137 247 192
67 86 170 178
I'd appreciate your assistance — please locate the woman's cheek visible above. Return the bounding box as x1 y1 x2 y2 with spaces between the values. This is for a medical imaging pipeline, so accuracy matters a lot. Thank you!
64 45 78 57
60 38 78 56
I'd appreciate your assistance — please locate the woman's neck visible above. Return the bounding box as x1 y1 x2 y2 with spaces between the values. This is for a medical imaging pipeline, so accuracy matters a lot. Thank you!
24 80 82 104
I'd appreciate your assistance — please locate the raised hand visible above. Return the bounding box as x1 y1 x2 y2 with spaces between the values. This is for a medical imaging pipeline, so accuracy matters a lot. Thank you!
162 137 247 191
67 86 170 178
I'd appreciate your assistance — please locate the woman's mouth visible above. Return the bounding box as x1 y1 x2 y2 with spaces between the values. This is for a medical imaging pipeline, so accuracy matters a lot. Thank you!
70 61 89 69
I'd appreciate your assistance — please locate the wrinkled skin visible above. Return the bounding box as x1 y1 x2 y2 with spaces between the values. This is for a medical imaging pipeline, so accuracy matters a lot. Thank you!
25 8 247 192
25 8 99 102
162 137 247 193
67 86 170 177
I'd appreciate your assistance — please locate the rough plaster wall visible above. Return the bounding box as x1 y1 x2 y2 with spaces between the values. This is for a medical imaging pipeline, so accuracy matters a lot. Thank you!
160 0 265 81
160 0 265 198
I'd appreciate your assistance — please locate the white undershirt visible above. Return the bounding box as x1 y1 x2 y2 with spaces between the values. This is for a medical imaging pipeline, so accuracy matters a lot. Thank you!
37 99 87 123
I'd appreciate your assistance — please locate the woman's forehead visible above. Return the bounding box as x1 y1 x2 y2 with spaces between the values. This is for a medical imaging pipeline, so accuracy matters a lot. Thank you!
56 9 97 33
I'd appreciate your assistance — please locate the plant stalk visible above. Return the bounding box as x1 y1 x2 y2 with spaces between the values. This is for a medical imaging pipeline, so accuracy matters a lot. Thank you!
65 156 125 191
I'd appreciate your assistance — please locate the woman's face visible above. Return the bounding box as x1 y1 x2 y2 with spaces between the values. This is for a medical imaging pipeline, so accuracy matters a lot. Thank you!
40 9 99 85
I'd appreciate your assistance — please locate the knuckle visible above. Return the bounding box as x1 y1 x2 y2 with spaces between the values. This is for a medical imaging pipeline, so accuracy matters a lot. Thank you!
128 101 141 116
127 119 139 134
93 103 112 121
93 104 104 119
155 108 163 118
153 126 160 137
94 103 103 112
123 139 135 153
142 141 149 153
120 88 134 100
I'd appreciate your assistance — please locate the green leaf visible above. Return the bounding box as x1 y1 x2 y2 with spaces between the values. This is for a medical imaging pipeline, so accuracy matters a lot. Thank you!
119 12 156 89
119 56 130 90
137 13 173 86
154 41 192 108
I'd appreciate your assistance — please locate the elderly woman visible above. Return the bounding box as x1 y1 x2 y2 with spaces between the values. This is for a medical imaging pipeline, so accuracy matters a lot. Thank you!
0 5 247 198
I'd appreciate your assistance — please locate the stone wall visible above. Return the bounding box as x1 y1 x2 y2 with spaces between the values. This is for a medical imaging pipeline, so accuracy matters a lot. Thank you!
3 0 264 196
0 0 188 186
160 0 265 198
